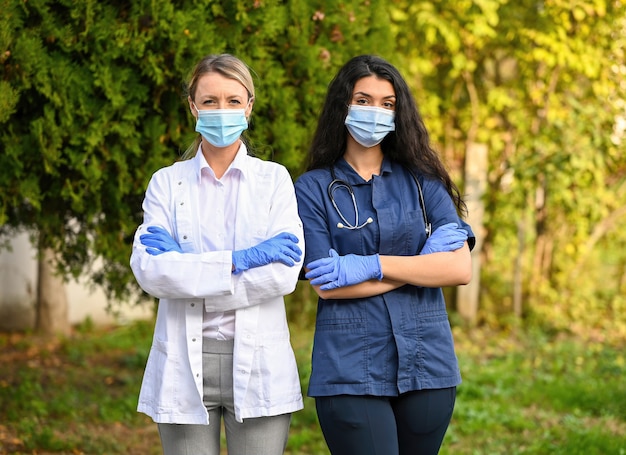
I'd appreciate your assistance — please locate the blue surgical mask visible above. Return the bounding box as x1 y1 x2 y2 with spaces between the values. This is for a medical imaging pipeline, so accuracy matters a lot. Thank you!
345 105 396 148
194 107 248 148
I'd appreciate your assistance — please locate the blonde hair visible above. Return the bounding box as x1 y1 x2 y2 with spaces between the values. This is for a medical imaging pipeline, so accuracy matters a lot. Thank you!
181 54 255 160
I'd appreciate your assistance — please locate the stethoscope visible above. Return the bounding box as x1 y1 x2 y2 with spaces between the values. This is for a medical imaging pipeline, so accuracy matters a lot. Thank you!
327 166 432 237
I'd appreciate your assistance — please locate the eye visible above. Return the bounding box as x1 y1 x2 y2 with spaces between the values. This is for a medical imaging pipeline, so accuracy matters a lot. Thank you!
354 97 370 105
382 101 395 109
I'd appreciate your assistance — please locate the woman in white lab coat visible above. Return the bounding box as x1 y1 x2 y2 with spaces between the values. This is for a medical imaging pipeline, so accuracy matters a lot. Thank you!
130 54 304 455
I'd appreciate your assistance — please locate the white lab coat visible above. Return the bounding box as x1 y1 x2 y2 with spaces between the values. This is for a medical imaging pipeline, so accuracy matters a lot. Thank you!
130 145 304 424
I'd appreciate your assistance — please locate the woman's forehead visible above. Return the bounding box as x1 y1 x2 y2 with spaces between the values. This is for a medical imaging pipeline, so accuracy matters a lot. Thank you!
195 72 248 98
352 76 395 98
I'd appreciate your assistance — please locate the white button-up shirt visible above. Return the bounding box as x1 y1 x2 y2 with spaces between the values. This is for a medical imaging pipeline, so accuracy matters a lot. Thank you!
198 152 239 340
130 144 304 424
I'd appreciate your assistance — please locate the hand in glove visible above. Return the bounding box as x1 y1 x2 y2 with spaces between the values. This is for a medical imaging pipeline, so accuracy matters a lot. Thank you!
305 249 382 290
140 226 183 255
420 222 467 254
232 232 302 274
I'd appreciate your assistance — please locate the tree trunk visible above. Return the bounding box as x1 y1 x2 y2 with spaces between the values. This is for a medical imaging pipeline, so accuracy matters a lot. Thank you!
456 142 487 326
35 247 70 336
513 219 525 318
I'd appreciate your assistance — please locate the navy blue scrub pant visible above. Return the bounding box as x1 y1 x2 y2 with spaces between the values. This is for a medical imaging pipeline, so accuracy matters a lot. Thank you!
315 387 456 455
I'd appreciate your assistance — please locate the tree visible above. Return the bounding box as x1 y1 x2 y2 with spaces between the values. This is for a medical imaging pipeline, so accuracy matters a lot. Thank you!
0 0 394 329
390 0 626 331
4 0 624 335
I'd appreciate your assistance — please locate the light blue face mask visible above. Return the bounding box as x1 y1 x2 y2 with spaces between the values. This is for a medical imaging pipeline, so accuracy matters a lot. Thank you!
195 107 249 148
344 105 396 148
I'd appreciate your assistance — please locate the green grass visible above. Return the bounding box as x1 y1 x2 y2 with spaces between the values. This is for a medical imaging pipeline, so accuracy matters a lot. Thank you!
0 320 624 454
442 328 626 455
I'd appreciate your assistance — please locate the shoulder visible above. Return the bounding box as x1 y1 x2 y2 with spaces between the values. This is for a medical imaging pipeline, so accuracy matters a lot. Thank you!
295 168 331 189
146 159 195 190
152 158 194 178
246 155 289 175
404 167 446 195
387 164 444 192
246 155 293 186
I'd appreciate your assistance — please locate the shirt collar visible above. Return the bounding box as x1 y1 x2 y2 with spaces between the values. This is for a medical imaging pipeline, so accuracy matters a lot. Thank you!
192 142 250 182
380 158 393 175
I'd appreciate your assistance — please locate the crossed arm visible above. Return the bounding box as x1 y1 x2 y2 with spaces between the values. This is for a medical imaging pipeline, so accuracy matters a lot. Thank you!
303 220 473 300
309 243 471 300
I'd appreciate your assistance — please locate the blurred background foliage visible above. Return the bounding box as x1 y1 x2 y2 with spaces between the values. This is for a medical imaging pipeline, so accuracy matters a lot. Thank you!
1 0 625 337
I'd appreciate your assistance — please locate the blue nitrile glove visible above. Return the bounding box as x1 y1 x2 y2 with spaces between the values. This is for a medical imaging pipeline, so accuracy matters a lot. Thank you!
305 249 382 290
140 226 183 256
420 222 468 254
232 232 302 275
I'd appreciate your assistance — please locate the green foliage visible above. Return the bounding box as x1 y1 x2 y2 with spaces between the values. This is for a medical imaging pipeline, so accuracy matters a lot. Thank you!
1 0 626 333
0 0 394 304
0 320 156 454
390 0 626 332
442 326 626 455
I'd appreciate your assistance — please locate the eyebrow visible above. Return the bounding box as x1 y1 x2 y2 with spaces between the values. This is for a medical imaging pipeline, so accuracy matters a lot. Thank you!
353 91 396 99
198 95 245 100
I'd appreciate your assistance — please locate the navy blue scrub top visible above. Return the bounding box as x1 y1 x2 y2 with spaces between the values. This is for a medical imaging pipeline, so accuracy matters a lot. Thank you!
294 157 475 397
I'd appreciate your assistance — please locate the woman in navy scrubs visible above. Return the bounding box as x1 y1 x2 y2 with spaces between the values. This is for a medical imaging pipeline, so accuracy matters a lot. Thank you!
294 55 475 455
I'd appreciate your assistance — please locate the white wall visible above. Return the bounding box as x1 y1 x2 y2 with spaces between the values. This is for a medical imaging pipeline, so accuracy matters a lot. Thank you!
0 232 152 331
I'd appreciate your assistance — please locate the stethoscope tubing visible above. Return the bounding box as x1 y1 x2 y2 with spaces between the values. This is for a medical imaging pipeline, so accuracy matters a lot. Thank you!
327 165 432 236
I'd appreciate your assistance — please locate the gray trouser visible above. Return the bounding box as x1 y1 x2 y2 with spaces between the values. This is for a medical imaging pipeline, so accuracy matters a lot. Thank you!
158 338 291 455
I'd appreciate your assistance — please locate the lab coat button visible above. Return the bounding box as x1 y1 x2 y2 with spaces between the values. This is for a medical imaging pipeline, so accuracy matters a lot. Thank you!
190 303 195 307
183 235 188 240
192 338 196 342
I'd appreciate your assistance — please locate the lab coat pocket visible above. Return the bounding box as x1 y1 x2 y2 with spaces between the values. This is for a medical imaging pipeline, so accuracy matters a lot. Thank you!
142 338 178 409
255 332 300 401
249 206 270 243
244 177 272 243
249 220 270 243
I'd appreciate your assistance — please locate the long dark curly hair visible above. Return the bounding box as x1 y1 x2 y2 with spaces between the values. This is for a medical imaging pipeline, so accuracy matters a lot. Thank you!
307 54 466 215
